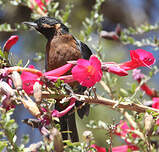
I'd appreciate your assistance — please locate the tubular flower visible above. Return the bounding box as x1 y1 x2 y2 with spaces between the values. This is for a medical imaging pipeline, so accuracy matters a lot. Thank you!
152 97 159 109
90 144 138 152
52 100 75 118
3 35 19 52
108 65 128 76
111 145 138 152
120 49 155 70
34 0 50 11
152 98 159 126
115 121 138 144
72 55 103 87
21 64 73 95
132 69 156 97
21 65 42 95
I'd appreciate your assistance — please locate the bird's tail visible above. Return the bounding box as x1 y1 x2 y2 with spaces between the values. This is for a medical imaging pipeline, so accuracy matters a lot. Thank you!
59 107 79 142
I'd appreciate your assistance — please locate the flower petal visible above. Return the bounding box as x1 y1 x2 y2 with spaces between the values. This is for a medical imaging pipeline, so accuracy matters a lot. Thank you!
89 55 101 70
72 56 102 87
44 64 72 77
3 35 19 52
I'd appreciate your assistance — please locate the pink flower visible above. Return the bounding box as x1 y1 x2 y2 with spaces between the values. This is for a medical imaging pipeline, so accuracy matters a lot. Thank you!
44 64 73 77
90 144 106 152
21 64 73 95
132 69 155 97
1 95 15 111
34 0 50 11
152 98 159 126
72 55 103 87
120 49 155 70
52 99 75 118
132 69 145 80
156 119 159 126
112 145 138 152
108 65 128 76
90 144 138 152
152 97 159 109
21 65 42 95
115 121 138 144
3 35 19 52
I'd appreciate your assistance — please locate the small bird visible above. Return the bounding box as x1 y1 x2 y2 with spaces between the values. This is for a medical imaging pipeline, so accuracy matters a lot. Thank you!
24 17 92 142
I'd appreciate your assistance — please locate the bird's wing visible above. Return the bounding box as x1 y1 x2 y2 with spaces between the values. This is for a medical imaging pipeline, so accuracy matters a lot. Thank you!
73 37 92 60
73 37 92 119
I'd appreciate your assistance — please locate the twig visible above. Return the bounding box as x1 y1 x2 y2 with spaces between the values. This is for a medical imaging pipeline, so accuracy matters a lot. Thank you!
75 94 159 113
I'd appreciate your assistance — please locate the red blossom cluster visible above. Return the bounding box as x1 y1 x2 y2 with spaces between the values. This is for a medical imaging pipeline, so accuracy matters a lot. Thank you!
91 144 138 152
133 69 159 125
0 35 157 151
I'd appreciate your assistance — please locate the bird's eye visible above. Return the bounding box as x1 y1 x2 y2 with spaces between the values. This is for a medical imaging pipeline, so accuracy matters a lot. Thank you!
41 18 46 22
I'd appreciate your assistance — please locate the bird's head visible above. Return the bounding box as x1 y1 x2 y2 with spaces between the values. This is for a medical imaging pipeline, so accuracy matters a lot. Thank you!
24 17 69 39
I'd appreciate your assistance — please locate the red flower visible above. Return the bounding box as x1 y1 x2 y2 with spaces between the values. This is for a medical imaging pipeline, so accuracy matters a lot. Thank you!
108 65 128 76
90 144 138 152
115 121 138 144
152 97 159 109
90 144 106 152
34 0 50 11
72 55 103 87
120 49 155 70
52 99 75 118
152 98 159 126
21 64 73 95
112 145 138 152
156 119 159 126
132 69 155 97
3 35 19 52
44 64 73 77
21 65 42 95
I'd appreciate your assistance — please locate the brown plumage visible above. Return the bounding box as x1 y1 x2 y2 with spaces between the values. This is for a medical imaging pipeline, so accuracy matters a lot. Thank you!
24 17 92 142
46 33 82 71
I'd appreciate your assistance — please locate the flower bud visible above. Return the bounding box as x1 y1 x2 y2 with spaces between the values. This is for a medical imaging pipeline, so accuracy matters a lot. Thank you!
82 130 94 144
0 81 15 97
11 71 22 90
144 112 154 136
22 98 41 118
3 35 19 52
33 81 42 103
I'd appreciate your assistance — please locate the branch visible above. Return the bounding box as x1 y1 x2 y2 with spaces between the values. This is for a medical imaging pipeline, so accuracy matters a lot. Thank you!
75 94 159 113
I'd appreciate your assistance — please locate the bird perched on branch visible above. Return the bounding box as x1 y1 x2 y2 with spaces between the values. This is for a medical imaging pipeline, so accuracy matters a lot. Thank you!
24 17 92 142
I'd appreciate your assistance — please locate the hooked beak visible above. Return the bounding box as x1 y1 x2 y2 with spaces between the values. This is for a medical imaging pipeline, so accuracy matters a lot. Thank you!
23 22 38 28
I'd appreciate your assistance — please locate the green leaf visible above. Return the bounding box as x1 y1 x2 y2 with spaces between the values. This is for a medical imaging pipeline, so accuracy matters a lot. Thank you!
0 141 8 151
0 49 4 58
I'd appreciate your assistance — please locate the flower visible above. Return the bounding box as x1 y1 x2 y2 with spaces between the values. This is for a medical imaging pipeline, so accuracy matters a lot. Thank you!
90 144 138 152
1 95 15 111
132 69 144 81
52 100 75 118
21 65 42 95
29 0 51 16
34 0 50 11
115 121 138 144
132 69 156 97
72 55 103 87
3 35 19 52
152 97 159 109
90 144 106 152
111 145 138 152
21 64 73 95
108 65 128 76
120 49 155 70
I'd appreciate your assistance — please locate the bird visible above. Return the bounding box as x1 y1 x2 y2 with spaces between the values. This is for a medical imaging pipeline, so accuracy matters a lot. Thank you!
24 17 92 142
